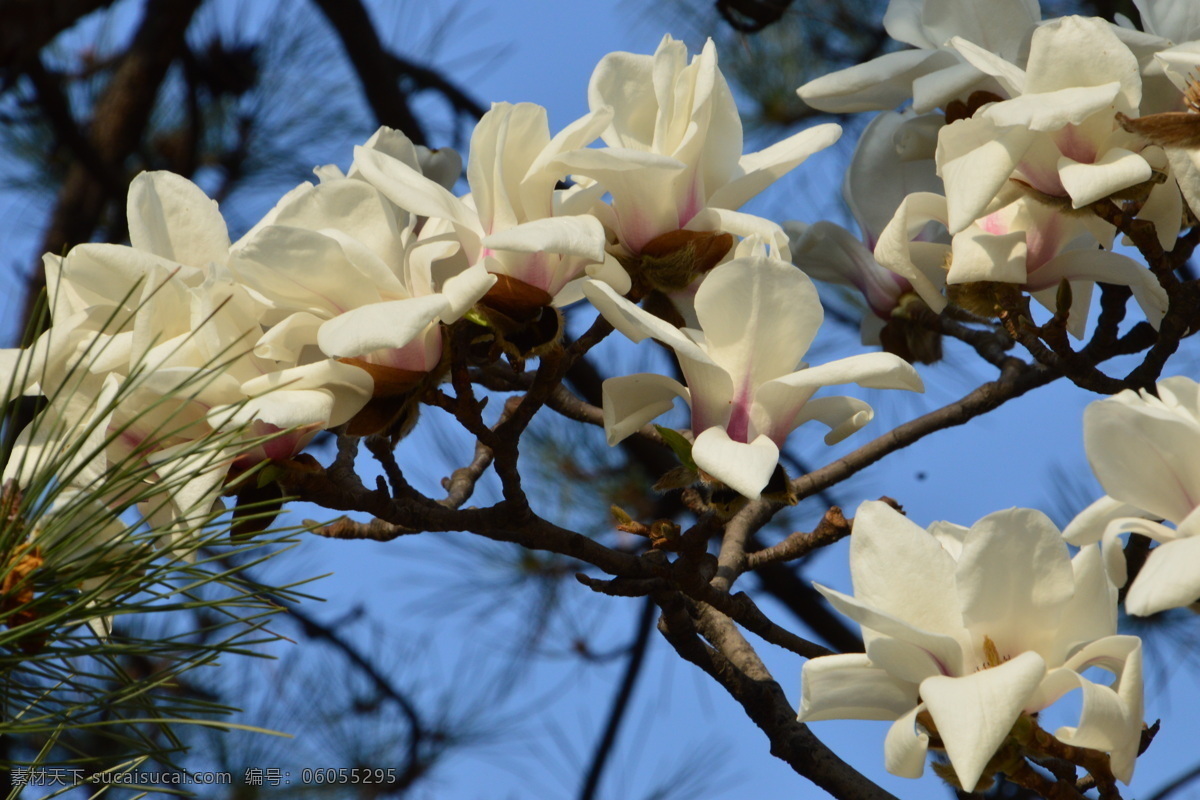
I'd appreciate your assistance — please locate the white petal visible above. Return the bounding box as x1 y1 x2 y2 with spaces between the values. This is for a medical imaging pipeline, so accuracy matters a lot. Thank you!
799 653 918 722
316 296 449 359
1030 250 1167 330
937 120 1034 233
691 426 779 500
948 227 1028 285
1054 636 1144 783
884 705 932 779
1058 149 1152 208
582 279 713 366
849 500 965 638
762 352 924 396
600 373 690 446
693 256 821 387
797 50 950 114
1125 535 1200 615
707 123 842 211
872 192 951 311
1063 495 1149 546
352 145 478 229
127 171 231 268
785 394 874 445
1084 390 1200 523
920 651 1047 792
437 262 497 322
956 508 1075 654
482 214 606 263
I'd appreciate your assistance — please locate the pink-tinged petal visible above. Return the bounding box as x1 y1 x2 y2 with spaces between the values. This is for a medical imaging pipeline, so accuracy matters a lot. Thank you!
1058 149 1152 208
956 509 1075 655
873 192 951 311
482 215 606 264
884 706 932 779
937 119 1035 233
1125 535 1200 615
352 144 478 230
582 279 713 366
127 171 231 269
1063 495 1148 546
797 50 951 114
949 227 1028 284
600 373 690 446
1031 250 1167 329
706 123 841 211
316 296 449 360
693 256 822 387
849 500 965 638
1084 390 1200 523
1054 636 1143 783
799 653 918 722
791 221 905 317
762 352 924 397
920 652 1048 792
691 426 779 499
815 584 966 677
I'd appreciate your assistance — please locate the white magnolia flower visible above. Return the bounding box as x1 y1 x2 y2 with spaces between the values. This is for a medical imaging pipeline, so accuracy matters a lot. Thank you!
874 191 1168 335
556 35 840 255
797 0 1041 113
801 501 1143 791
351 103 625 308
1066 376 1200 615
230 164 494 389
582 250 922 499
937 16 1152 233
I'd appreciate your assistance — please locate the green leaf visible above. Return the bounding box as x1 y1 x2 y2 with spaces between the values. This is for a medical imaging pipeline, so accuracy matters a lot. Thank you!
655 425 697 471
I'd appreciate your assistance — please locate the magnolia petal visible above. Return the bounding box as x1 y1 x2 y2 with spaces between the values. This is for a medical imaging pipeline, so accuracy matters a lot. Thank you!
920 651 1048 793
253 312 324 362
884 705 931 779
1059 149 1152 208
691 426 779 500
763 352 924 397
1025 17 1140 109
788 395 874 445
1063 495 1149 546
799 653 918 722
582 279 713 365
873 192 951 310
1139 175 1184 252
128 171 231 269
957 509 1075 654
1050 545 1119 663
482 214 607 263
707 123 842 211
849 500 965 639
352 145 478 230
1031 250 1167 330
316 296 449 360
867 636 952 685
694 256 821 389
797 50 948 114
1084 390 1200 523
816 584 966 677
1125 535 1200 615
938 120 1035 233
600 373 689 446
439 262 497 322
240 360 375 427
1054 636 1144 783
949 228 1028 285
947 37 1027 97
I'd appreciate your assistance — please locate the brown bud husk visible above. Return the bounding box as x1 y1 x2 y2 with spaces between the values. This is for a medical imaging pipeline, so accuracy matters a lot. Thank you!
944 90 1005 124
1116 76 1200 149
476 274 564 361
633 229 734 292
338 357 431 439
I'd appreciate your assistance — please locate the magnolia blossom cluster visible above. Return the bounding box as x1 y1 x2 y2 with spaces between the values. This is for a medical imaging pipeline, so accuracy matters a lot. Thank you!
792 0 1200 348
